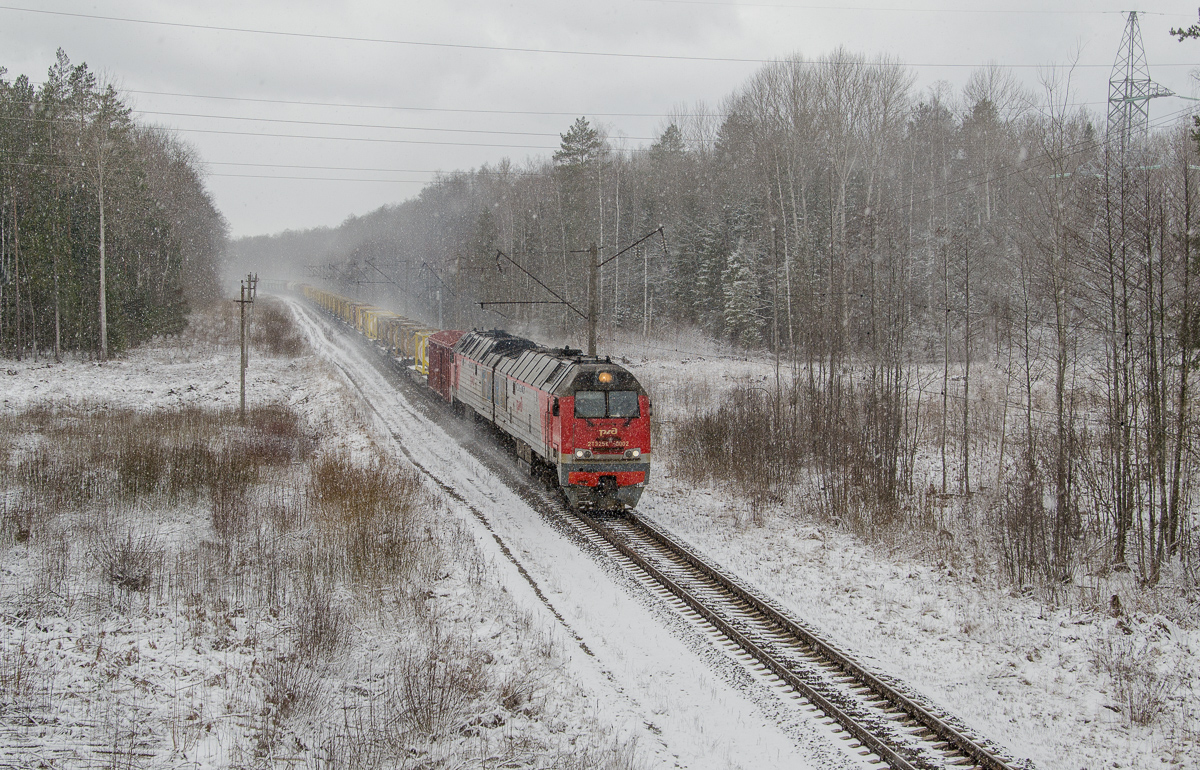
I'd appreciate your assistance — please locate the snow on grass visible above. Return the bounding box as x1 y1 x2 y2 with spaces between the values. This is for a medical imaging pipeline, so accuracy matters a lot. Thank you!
628 343 1199 770
0 304 641 769
10 298 1194 769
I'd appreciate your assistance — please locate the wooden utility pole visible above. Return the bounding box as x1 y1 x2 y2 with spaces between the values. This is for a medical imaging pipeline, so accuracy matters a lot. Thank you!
237 273 258 421
588 242 598 356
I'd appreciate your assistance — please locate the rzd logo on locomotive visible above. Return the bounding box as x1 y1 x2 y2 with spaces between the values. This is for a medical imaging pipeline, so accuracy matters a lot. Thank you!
598 428 618 436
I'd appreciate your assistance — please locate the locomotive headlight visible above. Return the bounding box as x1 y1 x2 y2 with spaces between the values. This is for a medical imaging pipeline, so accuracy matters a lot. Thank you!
598 371 613 384
625 448 641 459
574 449 592 459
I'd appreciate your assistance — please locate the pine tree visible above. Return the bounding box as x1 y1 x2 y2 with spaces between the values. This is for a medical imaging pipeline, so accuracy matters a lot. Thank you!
554 117 606 168
650 124 686 158
722 238 761 346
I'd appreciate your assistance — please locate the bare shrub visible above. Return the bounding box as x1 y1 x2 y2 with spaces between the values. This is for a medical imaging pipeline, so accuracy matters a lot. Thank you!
170 545 230 640
1091 627 1180 726
210 475 249 542
242 404 312 464
10 405 305 518
310 453 427 583
497 665 543 715
291 562 346 662
993 444 1069 590
19 443 94 507
258 654 324 723
252 298 307 357
254 648 328 760
92 525 161 592
116 432 167 498
178 299 239 349
310 453 362 513
36 533 73 598
167 440 217 501
0 637 53 712
395 640 489 739
263 481 308 534
671 380 907 531
0 497 35 543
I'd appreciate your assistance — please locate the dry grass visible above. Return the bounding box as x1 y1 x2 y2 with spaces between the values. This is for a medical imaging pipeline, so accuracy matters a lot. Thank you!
251 297 306 357
311 452 433 585
1 405 309 536
395 638 490 739
90 525 161 592
0 399 640 768
173 294 306 358
670 380 910 532
1091 627 1182 727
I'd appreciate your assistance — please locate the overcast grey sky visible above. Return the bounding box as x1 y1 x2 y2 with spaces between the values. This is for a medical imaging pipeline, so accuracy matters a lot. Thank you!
2 1 1198 238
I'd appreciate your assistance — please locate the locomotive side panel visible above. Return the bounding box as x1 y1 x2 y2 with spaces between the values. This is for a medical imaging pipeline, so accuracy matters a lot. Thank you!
454 351 490 420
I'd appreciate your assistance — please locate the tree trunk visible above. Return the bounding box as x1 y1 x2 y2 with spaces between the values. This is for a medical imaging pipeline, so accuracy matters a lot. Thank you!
962 237 971 496
99 163 108 362
13 191 21 361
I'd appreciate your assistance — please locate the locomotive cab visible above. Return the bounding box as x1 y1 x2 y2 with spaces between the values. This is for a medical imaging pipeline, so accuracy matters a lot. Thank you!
553 363 651 511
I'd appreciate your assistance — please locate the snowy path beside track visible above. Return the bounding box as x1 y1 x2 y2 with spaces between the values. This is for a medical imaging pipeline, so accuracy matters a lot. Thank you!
287 298 867 770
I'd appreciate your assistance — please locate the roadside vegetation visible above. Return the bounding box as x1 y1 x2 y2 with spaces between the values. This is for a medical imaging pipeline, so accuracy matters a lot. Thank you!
0 303 640 769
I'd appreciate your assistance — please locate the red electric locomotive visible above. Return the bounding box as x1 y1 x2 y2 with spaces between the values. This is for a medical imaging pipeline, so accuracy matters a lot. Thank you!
433 329 651 511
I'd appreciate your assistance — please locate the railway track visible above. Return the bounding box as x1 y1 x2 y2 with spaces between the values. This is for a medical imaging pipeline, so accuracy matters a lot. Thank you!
570 511 1020 770
297 297 1022 770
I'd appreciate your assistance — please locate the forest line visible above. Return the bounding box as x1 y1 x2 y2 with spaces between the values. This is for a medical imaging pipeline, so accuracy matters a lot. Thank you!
233 48 1200 587
0 50 226 360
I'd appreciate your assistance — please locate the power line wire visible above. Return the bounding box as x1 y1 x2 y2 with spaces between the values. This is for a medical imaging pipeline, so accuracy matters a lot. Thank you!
6 87 1116 123
208 172 429 182
162 126 555 150
2 5 1196 69
127 109 658 141
3 110 578 150
635 0 1170 14
0 158 524 182
123 89 687 119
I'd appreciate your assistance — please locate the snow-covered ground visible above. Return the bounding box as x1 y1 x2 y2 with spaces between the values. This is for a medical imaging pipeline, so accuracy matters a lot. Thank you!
2 300 1196 769
0 304 853 769
282 298 865 769
0 311 651 768
622 344 1200 770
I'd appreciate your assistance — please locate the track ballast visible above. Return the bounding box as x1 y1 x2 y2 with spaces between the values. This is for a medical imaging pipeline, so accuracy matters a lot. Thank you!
572 511 1020 770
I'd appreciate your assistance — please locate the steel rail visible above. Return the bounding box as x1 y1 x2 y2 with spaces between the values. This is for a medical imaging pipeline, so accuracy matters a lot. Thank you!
578 511 923 769
613 512 1016 770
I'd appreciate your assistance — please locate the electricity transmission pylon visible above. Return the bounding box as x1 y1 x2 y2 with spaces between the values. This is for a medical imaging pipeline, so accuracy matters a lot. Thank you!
1108 10 1174 158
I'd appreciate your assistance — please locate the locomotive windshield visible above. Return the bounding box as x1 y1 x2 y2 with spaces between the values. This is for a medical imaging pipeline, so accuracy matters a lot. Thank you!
608 391 639 418
574 390 640 419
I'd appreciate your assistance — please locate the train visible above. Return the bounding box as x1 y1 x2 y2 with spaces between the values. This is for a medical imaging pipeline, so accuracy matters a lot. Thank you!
299 285 652 511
